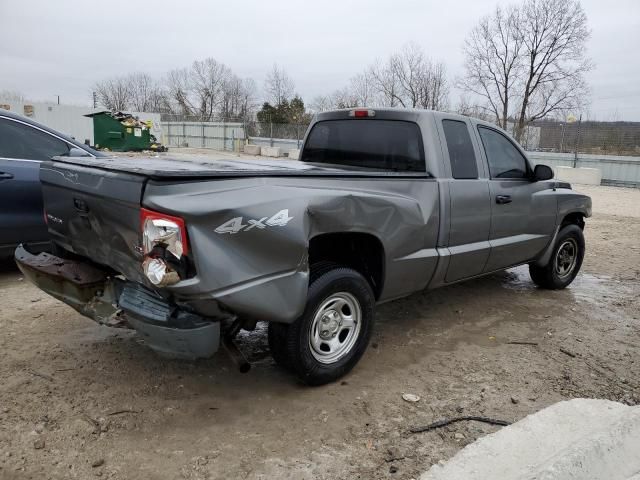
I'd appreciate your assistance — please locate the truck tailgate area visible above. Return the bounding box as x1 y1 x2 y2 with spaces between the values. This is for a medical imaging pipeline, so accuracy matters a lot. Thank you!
41 160 147 282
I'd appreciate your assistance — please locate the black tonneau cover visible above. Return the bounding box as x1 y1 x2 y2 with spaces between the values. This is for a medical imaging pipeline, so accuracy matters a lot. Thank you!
50 155 428 179
51 155 339 179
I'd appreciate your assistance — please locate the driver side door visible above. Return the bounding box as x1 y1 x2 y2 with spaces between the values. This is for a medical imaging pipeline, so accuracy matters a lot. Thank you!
475 125 556 272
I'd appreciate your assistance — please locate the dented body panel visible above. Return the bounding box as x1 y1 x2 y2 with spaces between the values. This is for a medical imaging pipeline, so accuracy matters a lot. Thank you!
21 109 592 359
141 175 441 322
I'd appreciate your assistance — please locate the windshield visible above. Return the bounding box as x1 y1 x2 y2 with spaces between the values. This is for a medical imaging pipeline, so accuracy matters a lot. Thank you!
301 119 425 172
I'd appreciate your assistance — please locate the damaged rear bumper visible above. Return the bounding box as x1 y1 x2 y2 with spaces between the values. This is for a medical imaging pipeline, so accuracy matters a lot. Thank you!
14 245 220 360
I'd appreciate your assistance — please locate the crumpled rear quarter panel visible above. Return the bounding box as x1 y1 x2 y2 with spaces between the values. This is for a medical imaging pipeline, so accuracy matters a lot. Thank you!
143 176 440 323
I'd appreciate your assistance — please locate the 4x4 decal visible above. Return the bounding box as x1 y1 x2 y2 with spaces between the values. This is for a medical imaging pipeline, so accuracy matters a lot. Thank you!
214 209 293 234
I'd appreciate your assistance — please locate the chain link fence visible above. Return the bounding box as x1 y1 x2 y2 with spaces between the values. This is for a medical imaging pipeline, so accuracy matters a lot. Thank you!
532 121 640 157
160 114 640 158
245 121 310 148
243 120 640 157
160 113 248 123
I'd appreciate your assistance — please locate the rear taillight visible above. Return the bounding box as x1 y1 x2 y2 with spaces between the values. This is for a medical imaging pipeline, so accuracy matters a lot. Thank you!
349 109 376 118
140 208 188 258
140 208 189 287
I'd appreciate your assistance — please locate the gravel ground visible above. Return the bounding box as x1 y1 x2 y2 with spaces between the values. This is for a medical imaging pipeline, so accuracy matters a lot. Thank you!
0 184 638 480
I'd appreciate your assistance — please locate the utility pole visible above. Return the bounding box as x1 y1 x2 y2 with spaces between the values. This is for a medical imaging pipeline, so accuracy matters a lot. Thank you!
56 95 60 105
92 91 97 109
574 114 582 168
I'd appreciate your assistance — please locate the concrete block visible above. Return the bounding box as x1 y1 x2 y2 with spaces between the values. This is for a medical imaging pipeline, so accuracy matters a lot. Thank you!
553 166 602 185
261 146 281 157
288 149 300 160
243 144 261 156
421 399 640 480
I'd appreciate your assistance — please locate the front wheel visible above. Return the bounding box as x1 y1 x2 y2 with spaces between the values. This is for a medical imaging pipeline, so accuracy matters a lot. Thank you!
268 267 375 385
529 224 585 289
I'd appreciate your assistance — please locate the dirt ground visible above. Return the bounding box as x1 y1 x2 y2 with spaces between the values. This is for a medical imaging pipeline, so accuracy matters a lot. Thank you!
0 185 639 480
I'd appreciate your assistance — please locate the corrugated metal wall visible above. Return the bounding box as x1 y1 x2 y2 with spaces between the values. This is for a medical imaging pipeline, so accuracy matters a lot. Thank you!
162 122 245 151
0 101 162 145
248 137 300 151
529 152 640 187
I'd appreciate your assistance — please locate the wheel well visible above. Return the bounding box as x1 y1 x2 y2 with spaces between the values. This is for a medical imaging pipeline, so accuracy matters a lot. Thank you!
308 232 384 300
561 212 585 230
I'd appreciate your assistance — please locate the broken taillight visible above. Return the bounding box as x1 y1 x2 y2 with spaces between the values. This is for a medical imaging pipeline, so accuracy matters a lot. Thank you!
140 208 189 287
140 208 189 258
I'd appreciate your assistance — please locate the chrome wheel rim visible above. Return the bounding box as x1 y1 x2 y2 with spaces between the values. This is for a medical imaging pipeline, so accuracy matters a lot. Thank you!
555 238 578 278
309 292 362 364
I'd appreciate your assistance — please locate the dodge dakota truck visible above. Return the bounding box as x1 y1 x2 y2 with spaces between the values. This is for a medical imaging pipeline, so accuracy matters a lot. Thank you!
15 108 592 385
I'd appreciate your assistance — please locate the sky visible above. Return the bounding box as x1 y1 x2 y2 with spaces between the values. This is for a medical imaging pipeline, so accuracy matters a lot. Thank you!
1 0 639 120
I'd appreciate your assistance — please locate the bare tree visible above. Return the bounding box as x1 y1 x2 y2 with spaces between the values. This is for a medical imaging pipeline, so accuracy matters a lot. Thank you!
264 64 294 106
94 77 131 111
394 45 449 110
309 95 333 112
514 0 591 140
422 61 449 111
364 44 450 110
221 76 257 120
459 5 523 129
369 58 403 107
127 73 164 112
349 73 376 107
390 43 425 108
460 0 591 140
165 67 196 116
456 95 495 121
331 87 360 109
191 58 231 120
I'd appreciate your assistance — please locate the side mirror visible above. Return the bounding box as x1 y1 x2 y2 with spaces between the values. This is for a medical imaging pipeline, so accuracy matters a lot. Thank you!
533 164 554 181
68 147 90 157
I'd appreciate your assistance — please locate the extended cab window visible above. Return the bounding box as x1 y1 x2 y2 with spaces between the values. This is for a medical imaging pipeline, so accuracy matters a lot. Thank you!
442 120 478 179
0 118 70 161
478 126 529 179
301 119 425 172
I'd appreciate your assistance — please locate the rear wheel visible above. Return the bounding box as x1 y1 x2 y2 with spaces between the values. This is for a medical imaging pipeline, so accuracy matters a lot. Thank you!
529 224 585 289
268 267 375 385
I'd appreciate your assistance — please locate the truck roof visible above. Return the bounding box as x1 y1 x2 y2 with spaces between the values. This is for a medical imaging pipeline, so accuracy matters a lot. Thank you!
314 107 479 124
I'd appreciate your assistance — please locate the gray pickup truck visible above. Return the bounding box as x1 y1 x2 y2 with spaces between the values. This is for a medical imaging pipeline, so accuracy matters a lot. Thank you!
16 108 591 385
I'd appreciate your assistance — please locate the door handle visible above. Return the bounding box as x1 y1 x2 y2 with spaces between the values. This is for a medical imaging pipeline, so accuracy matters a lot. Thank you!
496 194 512 204
0 172 14 180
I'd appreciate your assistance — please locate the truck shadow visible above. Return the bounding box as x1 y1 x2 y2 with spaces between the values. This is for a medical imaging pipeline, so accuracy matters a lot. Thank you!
21 265 619 405
0 258 21 287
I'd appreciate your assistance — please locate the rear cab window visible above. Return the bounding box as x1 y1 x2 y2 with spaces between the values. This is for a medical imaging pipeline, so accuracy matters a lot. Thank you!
301 119 425 172
442 119 478 179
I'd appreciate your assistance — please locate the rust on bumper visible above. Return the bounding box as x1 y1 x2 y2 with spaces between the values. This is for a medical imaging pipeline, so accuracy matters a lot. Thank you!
14 245 124 327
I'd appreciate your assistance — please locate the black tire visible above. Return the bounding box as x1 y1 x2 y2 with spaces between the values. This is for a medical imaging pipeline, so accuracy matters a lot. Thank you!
267 261 340 371
270 267 375 386
529 224 585 289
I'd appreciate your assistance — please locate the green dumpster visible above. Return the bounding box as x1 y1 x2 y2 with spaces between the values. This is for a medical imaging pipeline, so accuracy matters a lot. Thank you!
85 111 165 152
